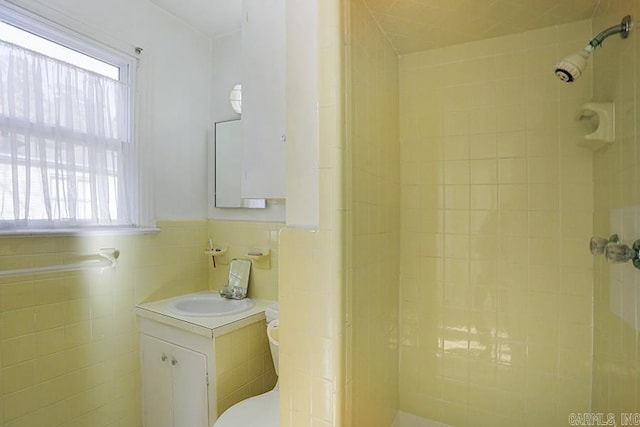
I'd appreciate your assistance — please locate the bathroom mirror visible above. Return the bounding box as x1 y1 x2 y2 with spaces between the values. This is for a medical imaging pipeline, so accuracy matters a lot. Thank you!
220 258 251 299
229 258 251 290
214 120 266 208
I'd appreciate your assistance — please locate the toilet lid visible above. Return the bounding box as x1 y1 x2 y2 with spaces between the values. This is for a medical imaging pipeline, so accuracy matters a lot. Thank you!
214 390 279 427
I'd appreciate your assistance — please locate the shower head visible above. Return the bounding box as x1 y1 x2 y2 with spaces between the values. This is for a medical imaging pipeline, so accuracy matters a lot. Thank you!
554 47 593 82
555 15 632 83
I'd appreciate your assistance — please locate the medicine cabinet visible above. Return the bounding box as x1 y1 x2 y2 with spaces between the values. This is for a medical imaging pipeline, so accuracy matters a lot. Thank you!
214 120 266 208
211 0 286 207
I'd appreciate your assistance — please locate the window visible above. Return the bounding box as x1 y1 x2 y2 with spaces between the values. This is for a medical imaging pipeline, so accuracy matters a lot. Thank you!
0 4 139 231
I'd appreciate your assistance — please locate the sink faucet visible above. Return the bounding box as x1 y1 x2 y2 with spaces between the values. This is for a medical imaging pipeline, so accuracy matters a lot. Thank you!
219 285 247 300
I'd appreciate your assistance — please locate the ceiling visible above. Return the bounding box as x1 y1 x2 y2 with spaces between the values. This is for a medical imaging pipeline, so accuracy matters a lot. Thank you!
149 0 241 38
149 0 603 53
362 0 602 54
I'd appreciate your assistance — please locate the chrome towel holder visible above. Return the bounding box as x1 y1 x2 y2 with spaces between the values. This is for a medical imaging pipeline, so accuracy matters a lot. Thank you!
0 248 119 278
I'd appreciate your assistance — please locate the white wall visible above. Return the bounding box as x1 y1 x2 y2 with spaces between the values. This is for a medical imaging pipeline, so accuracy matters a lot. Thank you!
16 0 291 223
211 32 242 124
10 0 213 220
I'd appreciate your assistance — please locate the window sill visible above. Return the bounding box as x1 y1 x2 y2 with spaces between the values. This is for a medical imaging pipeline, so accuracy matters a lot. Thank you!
0 226 161 238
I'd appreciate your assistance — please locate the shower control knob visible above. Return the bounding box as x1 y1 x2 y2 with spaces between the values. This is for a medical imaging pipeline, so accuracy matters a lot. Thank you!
590 234 619 254
605 242 636 263
590 237 609 254
171 358 178 366
603 239 640 270
161 353 167 362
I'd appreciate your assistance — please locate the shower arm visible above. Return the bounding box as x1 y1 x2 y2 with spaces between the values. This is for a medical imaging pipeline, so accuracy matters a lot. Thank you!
588 15 632 50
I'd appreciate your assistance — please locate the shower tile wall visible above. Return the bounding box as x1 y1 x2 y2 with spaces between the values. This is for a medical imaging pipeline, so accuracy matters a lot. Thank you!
592 0 640 413
399 21 594 426
346 0 400 426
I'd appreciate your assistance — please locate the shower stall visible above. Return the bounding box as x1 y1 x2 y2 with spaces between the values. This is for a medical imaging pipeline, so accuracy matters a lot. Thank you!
343 1 640 426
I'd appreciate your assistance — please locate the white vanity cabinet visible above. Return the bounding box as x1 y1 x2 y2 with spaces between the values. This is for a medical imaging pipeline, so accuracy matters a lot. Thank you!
138 317 215 427
136 294 274 427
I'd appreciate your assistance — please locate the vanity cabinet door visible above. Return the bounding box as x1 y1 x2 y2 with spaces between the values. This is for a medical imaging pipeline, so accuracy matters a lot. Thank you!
172 345 209 427
141 335 174 427
140 334 210 427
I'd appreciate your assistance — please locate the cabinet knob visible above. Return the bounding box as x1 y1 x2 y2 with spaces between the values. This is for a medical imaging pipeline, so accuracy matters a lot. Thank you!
171 358 178 366
161 353 167 362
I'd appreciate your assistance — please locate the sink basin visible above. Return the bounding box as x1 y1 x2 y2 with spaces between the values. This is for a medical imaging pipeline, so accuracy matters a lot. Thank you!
166 292 254 317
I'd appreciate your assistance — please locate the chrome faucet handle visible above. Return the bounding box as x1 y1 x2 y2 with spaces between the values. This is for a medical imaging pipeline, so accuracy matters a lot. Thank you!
590 234 619 254
605 242 636 263
602 239 640 270
590 237 609 254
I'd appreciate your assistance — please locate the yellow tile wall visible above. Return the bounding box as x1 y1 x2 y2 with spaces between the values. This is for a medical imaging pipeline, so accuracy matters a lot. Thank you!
344 0 400 426
279 0 345 426
207 220 282 301
279 227 341 427
214 320 277 415
0 220 210 427
399 21 595 426
591 0 640 414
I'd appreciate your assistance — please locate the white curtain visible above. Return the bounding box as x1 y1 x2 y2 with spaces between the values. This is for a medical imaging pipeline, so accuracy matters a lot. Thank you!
0 40 132 228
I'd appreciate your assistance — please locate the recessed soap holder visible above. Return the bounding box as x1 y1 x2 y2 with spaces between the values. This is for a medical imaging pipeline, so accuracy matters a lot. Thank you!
576 102 615 150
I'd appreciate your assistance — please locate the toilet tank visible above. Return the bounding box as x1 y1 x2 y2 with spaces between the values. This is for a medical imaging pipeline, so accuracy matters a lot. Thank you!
267 319 279 376
265 302 279 324
265 302 279 375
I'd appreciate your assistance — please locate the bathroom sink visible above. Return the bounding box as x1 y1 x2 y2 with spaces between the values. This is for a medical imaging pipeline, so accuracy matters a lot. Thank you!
166 292 254 317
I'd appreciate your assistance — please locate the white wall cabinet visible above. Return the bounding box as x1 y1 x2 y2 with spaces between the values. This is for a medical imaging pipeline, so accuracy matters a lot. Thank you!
240 0 286 200
139 318 216 427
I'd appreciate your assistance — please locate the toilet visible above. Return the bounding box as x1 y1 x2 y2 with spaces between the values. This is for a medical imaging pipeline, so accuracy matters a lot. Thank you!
214 303 279 427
